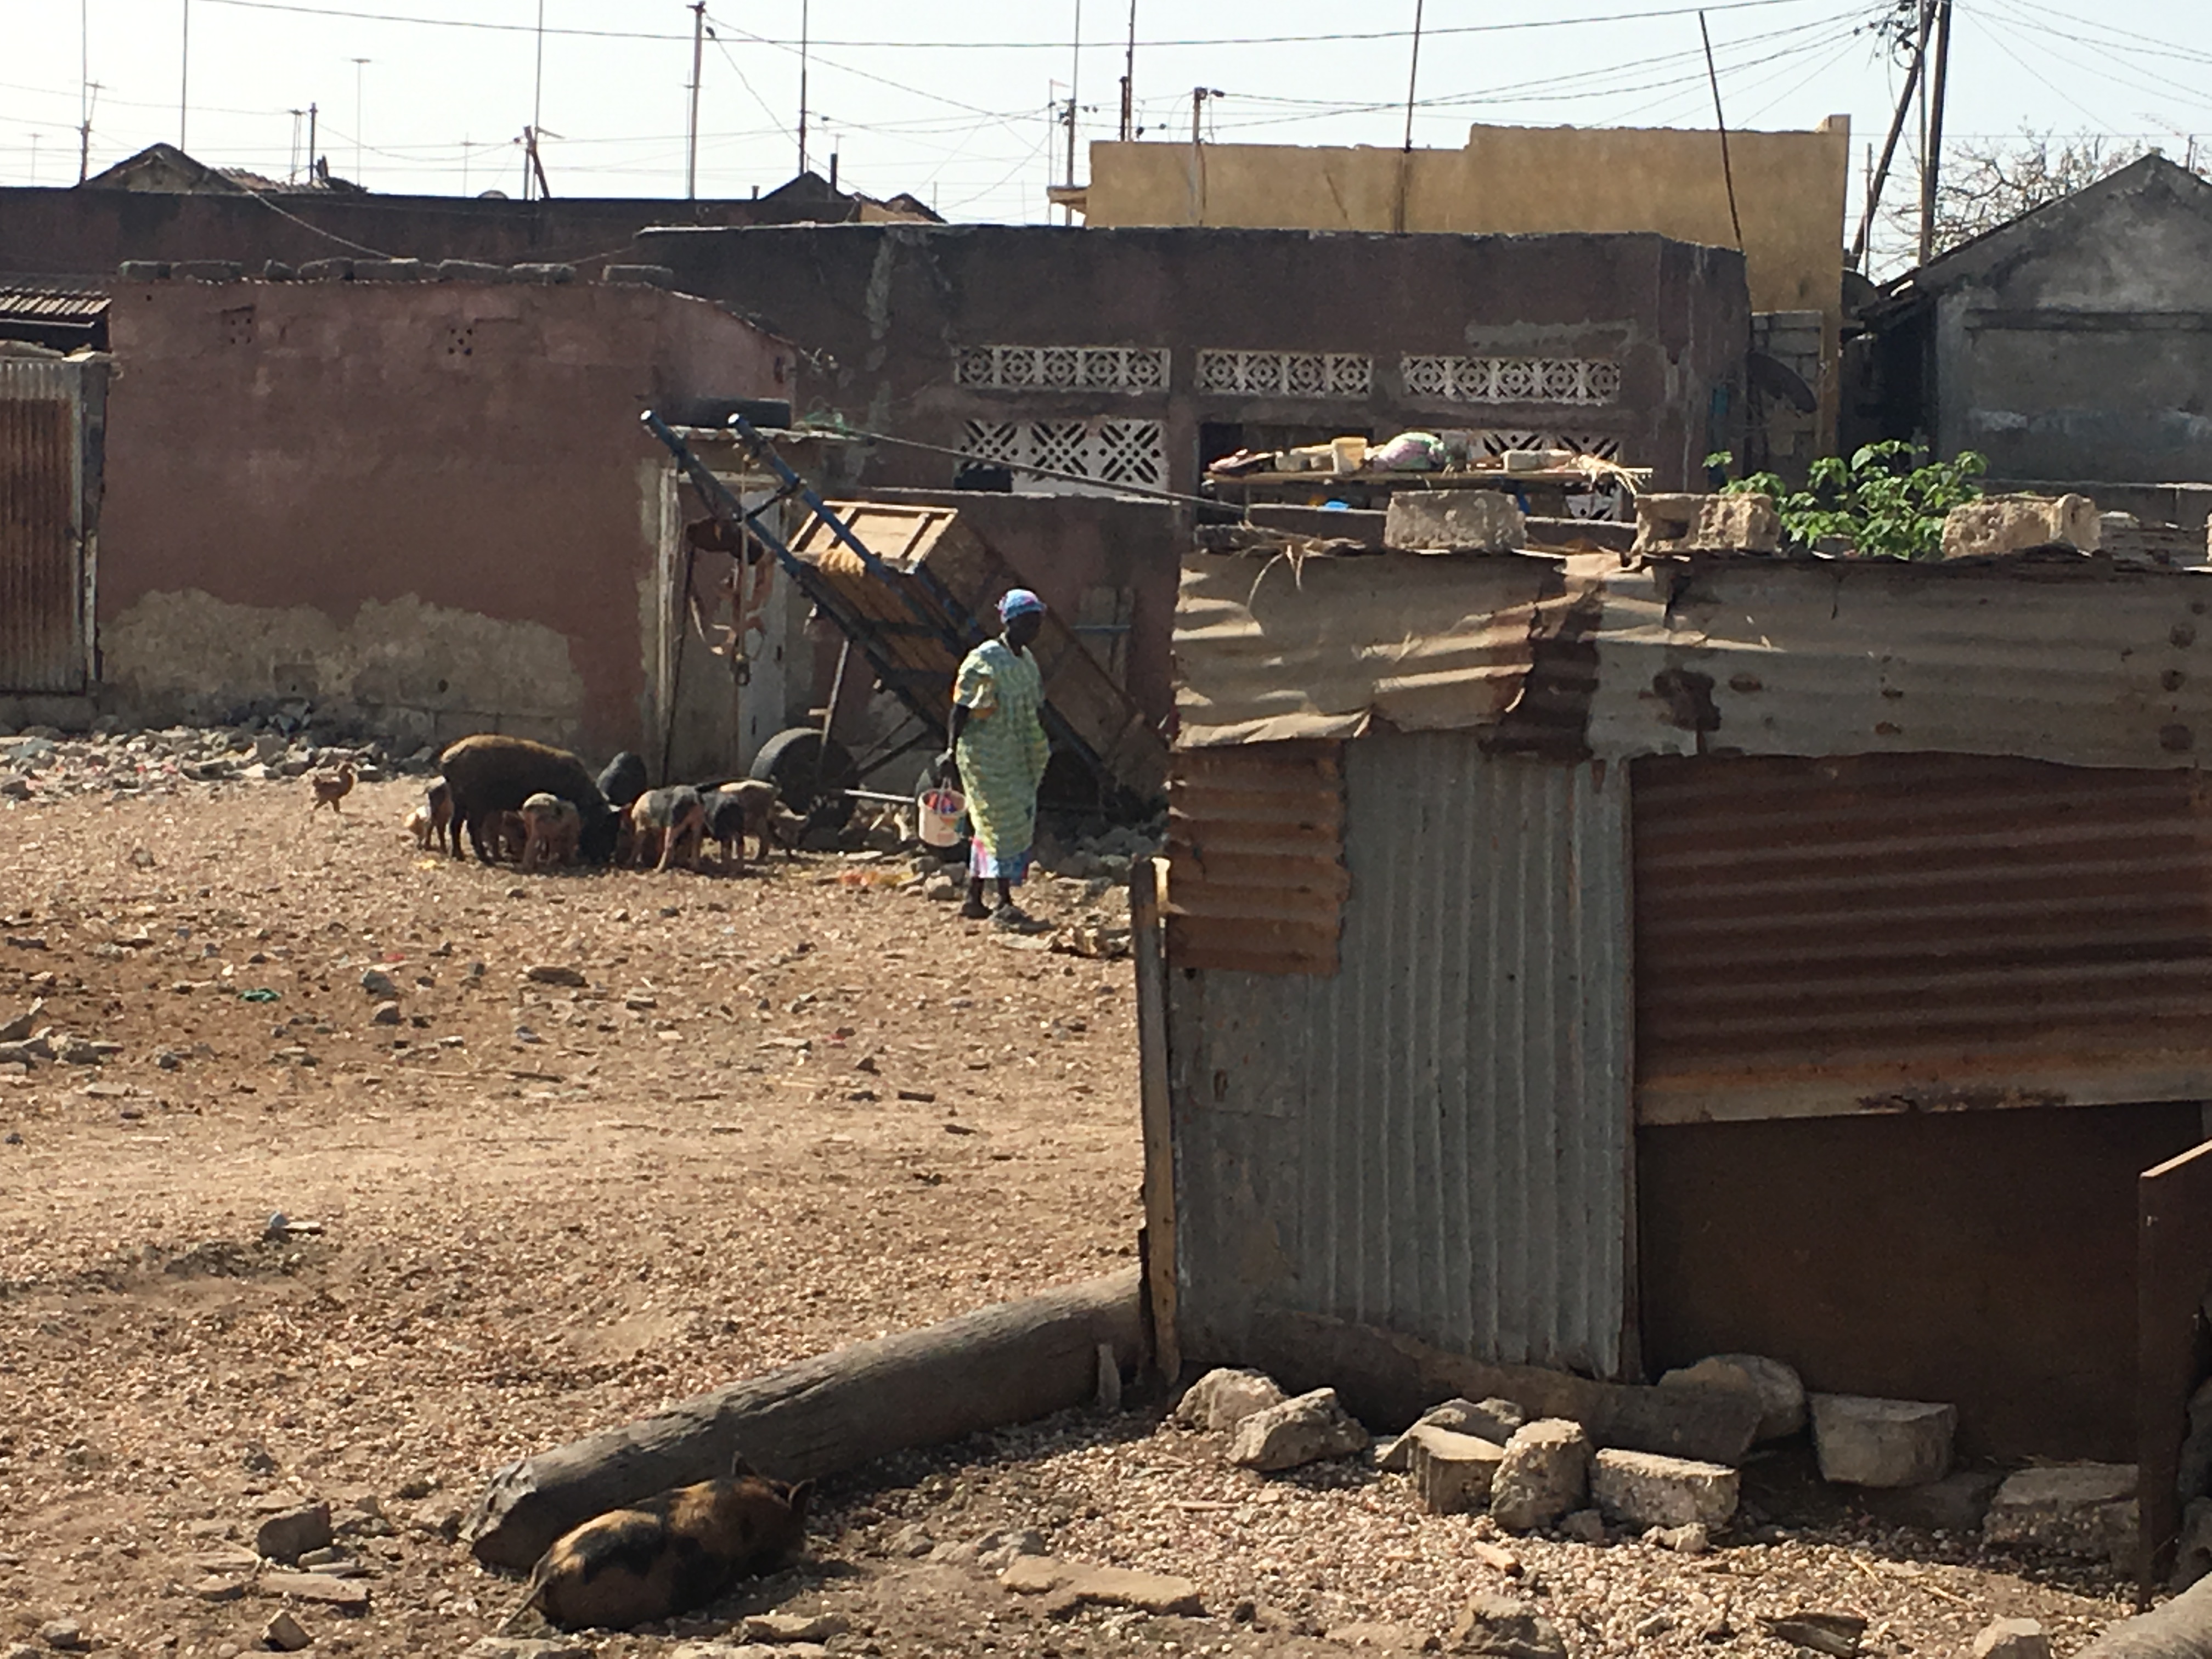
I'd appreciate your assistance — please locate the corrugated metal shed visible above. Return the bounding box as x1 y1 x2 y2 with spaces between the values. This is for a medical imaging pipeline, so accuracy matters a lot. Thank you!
0 356 92 694
1167 733 1633 1378
1175 546 2212 774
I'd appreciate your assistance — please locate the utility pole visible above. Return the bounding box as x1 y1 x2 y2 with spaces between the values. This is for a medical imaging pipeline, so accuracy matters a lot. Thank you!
1850 2 1932 270
78 83 99 185
178 0 189 150
1402 0 1425 152
797 0 810 177
531 0 546 165
351 58 368 185
307 100 316 179
1917 0 1954 264
1064 0 1081 222
1119 0 1135 141
1192 86 1219 146
686 0 706 199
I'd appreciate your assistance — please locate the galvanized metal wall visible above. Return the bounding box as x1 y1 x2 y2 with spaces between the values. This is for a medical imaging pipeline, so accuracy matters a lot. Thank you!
1167 732 1634 1378
0 357 89 694
1634 752 2212 1124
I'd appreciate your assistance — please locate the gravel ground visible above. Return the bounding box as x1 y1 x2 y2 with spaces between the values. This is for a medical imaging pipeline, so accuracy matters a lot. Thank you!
0 736 2145 1658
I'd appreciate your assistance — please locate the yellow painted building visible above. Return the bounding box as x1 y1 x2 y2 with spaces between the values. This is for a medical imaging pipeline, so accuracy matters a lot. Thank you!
1076 120 1850 454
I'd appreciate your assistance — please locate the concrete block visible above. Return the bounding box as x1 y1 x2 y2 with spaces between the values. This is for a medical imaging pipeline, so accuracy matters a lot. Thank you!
512 262 577 284
1591 1448 1739 1529
353 257 428 283
1659 1354 1805 1442
602 263 675 287
1809 1393 1955 1487
298 258 354 281
1379 1397 1522 1471
172 259 243 282
261 259 295 280
1941 494 2101 558
1384 490 1526 554
1633 492 1781 555
1983 1463 2137 1565
438 259 511 283
1970 1617 2051 1659
1226 1387 1369 1472
117 259 170 281
1172 1367 1285 1432
1490 1419 1590 1533
1406 1425 1506 1515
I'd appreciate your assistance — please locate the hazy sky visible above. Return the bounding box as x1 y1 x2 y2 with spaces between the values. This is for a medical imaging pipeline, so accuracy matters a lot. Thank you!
5 0 2211 270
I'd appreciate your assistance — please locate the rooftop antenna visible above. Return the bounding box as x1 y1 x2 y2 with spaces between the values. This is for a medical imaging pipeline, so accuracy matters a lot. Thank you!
287 106 303 182
178 0 190 149
351 57 369 185
686 1 706 200
797 0 810 177
1402 0 1424 152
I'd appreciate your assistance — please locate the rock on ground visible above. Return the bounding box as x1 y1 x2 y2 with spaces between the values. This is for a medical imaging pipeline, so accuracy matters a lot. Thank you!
1172 1366 1286 1432
1000 1555 1203 1615
1451 1593 1568 1657
262 1610 313 1652
461 1641 595 1659
1659 1353 1805 1442
1592 1448 1740 1529
1490 1419 1591 1534
1381 1397 1524 1471
1226 1386 1370 1472
1810 1393 1956 1487
1970 1617 2052 1659
254 1501 334 1564
1983 1464 2138 1565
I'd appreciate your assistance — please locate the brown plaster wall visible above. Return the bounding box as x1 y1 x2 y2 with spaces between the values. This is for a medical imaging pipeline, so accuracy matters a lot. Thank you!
1638 1102 2205 1460
97 276 791 759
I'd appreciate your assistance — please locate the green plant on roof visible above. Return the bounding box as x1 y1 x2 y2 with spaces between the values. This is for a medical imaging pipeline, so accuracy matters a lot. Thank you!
1705 442 1987 560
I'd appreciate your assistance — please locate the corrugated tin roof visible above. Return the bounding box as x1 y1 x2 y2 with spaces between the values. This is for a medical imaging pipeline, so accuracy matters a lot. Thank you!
1175 546 2212 772
0 290 109 324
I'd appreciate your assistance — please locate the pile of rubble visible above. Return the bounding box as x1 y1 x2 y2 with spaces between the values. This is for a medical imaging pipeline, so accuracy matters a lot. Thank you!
0 721 426 805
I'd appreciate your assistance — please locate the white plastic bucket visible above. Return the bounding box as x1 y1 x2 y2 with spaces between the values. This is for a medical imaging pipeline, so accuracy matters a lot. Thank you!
918 786 965 848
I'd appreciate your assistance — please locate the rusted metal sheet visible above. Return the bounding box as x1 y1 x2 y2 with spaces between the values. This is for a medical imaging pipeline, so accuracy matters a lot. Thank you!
1174 544 2212 772
1168 733 1634 1378
1175 550 1599 748
0 358 88 694
1634 752 2212 1124
2138 1137 2212 1596
0 289 109 351
1166 739 1346 975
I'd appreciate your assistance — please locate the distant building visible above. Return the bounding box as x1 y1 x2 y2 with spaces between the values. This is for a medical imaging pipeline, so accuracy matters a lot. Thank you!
1848 155 2212 492
1069 122 1849 471
639 222 1750 502
0 145 938 291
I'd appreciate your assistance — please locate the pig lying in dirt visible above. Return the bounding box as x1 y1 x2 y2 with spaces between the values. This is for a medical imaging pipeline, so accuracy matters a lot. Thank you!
502 1458 812 1633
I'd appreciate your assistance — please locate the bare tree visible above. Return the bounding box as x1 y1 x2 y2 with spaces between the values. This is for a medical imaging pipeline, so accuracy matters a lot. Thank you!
1886 129 2202 258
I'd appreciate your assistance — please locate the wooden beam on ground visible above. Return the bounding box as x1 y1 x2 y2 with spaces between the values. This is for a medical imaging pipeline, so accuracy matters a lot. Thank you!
464 1268 1146 1571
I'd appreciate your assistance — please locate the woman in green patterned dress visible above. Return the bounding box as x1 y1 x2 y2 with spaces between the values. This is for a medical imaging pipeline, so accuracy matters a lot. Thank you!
940 588 1051 924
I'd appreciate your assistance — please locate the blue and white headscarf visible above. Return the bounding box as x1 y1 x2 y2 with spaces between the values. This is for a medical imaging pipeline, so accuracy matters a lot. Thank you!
997 588 1045 623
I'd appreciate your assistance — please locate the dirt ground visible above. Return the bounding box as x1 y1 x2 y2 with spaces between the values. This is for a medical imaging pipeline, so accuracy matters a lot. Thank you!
0 763 2142 1658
